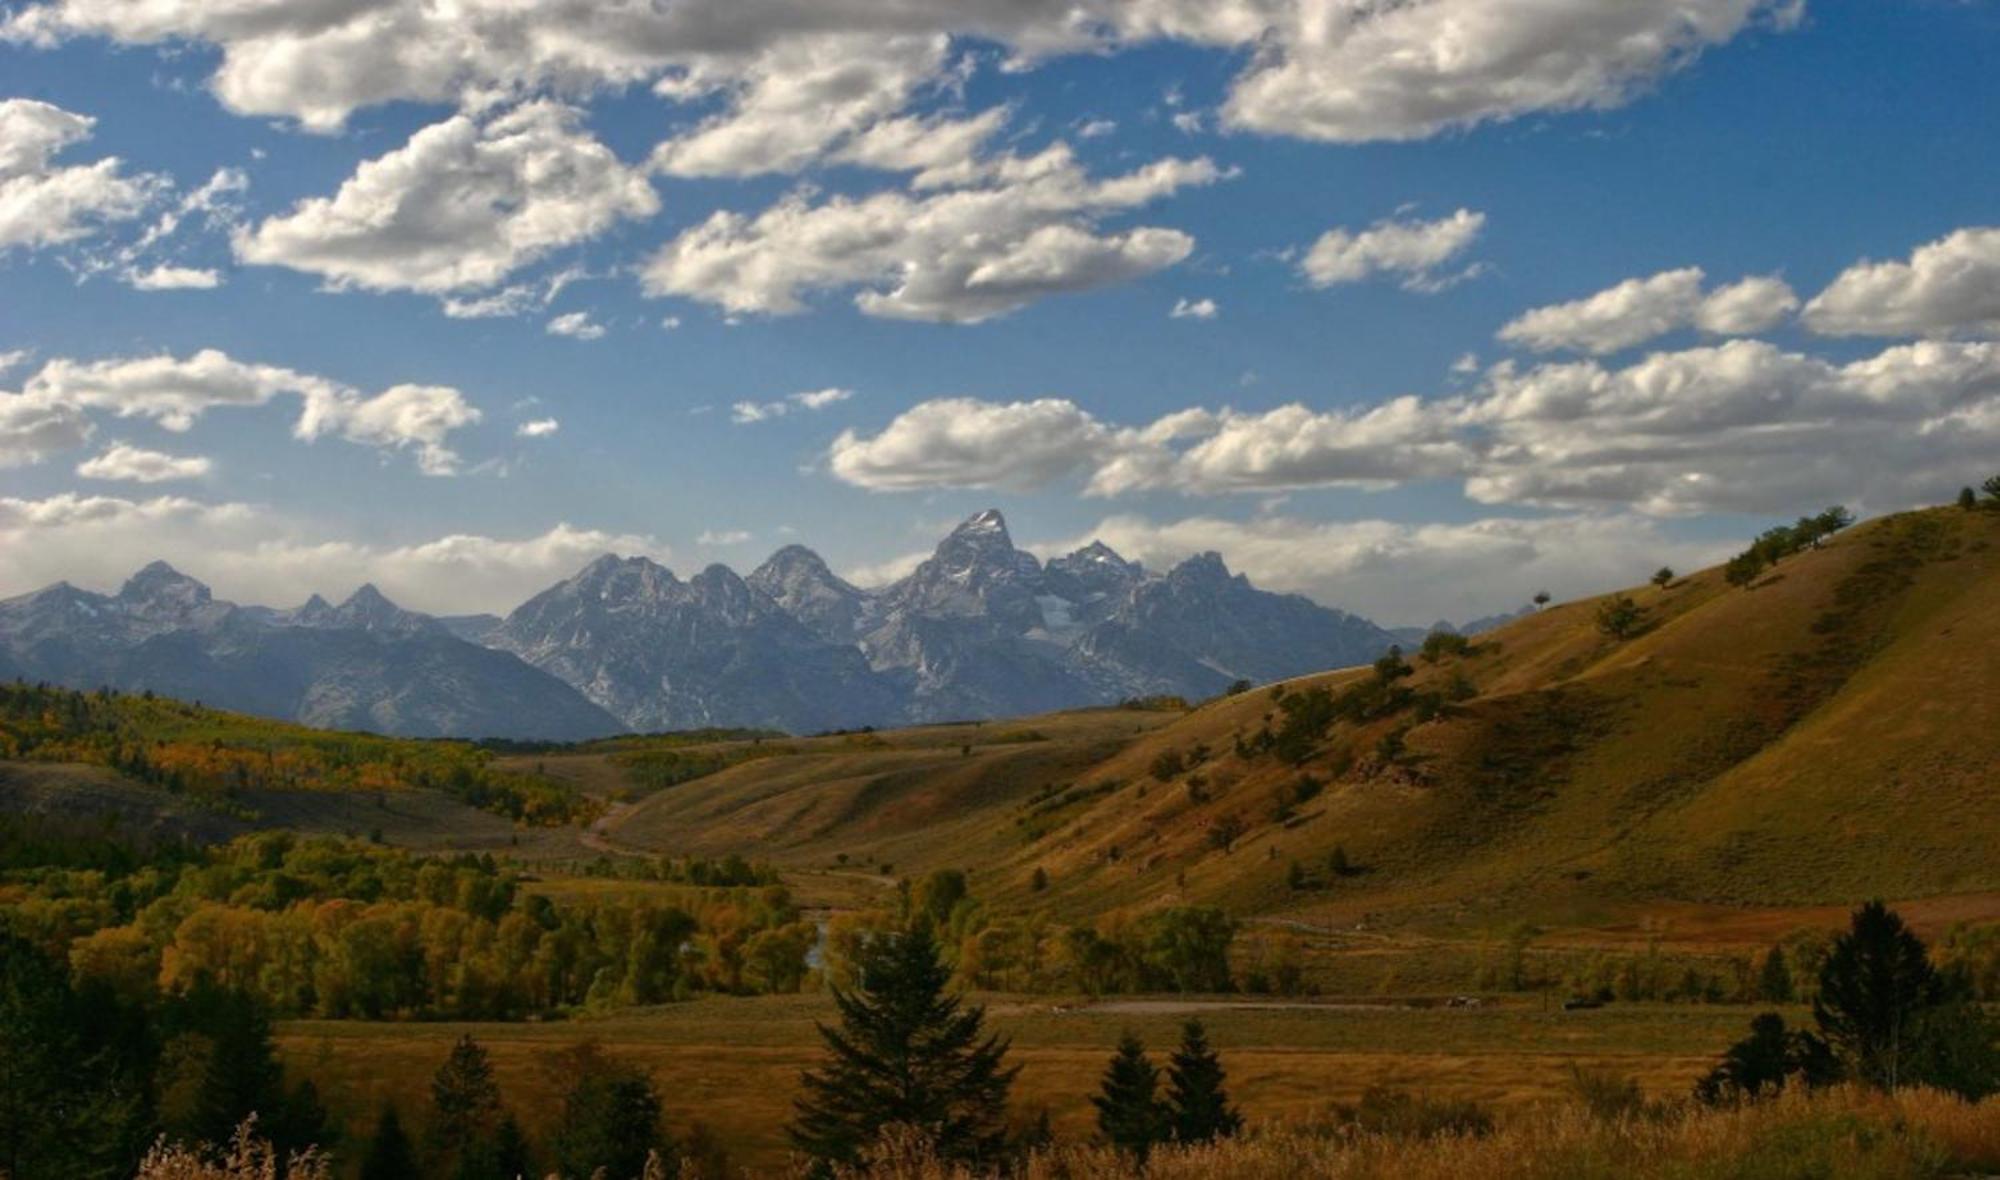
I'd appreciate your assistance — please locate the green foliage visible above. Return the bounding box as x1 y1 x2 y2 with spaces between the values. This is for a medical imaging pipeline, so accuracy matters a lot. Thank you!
1419 631 1471 663
1165 1020 1241 1144
0 682 592 824
1696 1012 1840 1104
790 925 1017 1170
1722 506 1856 590
1149 749 1186 782
1757 944 1794 1003
428 1035 503 1177
1984 475 2000 504
1959 487 1979 510
0 933 151 1179
547 1043 669 1180
1651 567 1675 588
1092 1034 1168 1163
1595 595 1643 639
359 1104 418 1180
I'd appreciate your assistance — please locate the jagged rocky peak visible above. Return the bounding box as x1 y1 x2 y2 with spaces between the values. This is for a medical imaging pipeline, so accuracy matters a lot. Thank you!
331 583 439 634
1167 550 1240 587
568 553 682 601
117 560 213 614
748 545 868 642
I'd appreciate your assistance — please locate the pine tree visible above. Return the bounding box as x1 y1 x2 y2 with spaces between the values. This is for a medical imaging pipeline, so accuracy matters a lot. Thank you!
429 1035 503 1177
360 1104 419 1180
1813 901 1946 1089
1961 487 1980 510
1165 1021 1242 1144
1757 945 1794 1003
549 1044 668 1180
1092 1033 1169 1163
790 924 1018 1169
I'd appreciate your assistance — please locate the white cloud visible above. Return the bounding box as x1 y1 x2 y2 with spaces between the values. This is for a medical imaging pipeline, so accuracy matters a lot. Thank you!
2 0 1797 148
1077 119 1116 139
1216 0 1800 143
122 263 222 290
650 33 970 179
0 98 159 251
828 396 1113 490
0 493 668 616
1499 267 1797 354
825 338 2000 516
19 349 480 472
659 315 682 331
641 143 1223 322
1170 296 1218 319
731 387 854 424
75 442 211 482
697 528 752 546
516 417 560 438
295 383 482 476
1803 226 2000 338
545 311 606 340
842 549 930 589
1170 111 1204 135
1035 511 1731 626
1300 209 1485 292
235 102 658 296
0 390 92 467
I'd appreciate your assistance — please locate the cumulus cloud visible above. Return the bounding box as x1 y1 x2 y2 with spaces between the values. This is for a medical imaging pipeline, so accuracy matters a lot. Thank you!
827 338 2000 516
641 143 1223 322
731 387 854 424
1804 226 2000 339
1499 267 1797 354
1170 297 1218 319
545 311 606 340
15 348 480 472
516 417 560 438
0 492 668 616
2 1 1796 147
75 442 211 482
1215 0 1800 142
122 263 222 290
0 390 92 467
0 98 159 251
829 397 1113 490
1300 209 1485 292
1033 511 1732 626
235 102 658 296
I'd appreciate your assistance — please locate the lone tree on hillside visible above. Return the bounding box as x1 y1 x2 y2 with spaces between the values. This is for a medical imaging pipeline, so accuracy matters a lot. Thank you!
1165 1021 1243 1144
791 924 1017 1170
1961 487 1980 510
1093 1034 1169 1163
1595 595 1643 640
1651 567 1675 588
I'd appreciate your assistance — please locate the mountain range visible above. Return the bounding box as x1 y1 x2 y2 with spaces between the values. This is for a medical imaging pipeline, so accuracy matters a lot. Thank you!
0 509 1437 738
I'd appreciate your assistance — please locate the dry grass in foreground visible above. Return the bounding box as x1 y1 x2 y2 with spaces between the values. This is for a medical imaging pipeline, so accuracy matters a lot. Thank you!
829 1087 2000 1180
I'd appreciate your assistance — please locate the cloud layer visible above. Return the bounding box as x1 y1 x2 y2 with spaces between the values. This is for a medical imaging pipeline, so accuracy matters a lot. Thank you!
828 337 2000 516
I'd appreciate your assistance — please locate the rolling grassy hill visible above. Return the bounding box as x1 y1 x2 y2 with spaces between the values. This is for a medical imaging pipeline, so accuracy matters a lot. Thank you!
574 503 1999 935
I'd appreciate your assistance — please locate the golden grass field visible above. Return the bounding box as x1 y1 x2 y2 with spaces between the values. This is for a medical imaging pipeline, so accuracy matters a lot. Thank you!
279 993 1763 1171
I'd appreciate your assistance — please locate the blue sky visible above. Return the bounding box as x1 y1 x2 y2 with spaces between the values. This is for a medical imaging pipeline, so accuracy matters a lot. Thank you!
2 0 1997 625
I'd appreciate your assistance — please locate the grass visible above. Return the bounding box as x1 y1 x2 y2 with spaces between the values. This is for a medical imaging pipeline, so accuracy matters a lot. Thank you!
278 994 1768 1171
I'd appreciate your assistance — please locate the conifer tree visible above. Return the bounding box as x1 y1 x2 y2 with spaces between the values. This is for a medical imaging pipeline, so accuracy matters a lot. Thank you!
429 1035 503 1177
1092 1033 1169 1163
549 1044 668 1180
1814 901 1945 1089
1757 944 1794 1003
360 1104 418 1180
790 924 1017 1169
1165 1021 1242 1144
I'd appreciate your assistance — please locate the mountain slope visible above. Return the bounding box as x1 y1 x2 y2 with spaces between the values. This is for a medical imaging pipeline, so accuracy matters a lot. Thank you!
594 503 2000 927
0 566 620 740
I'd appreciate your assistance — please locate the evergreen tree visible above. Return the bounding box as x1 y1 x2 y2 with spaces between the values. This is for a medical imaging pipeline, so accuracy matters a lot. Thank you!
360 1104 419 1180
1092 1033 1169 1163
790 924 1017 1169
1695 1013 1837 1103
1961 487 1980 510
549 1043 669 1180
1813 901 1947 1089
1164 1021 1242 1144
1757 944 1794 1003
489 1114 534 1180
156 981 326 1158
0 934 148 1180
428 1034 503 1176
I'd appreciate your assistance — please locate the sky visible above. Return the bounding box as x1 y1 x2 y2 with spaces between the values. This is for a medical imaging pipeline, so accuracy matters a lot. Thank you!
2 0 1998 627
